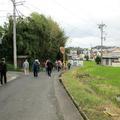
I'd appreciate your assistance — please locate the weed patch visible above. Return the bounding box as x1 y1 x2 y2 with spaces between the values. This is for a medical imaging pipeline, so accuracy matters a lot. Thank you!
62 61 120 120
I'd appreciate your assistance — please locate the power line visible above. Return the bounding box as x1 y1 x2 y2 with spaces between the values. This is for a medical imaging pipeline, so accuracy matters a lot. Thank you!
52 0 97 25
24 1 97 39
15 8 21 17
17 9 25 17
15 7 26 18
22 4 88 35
24 3 41 12
25 1 84 23
23 5 34 12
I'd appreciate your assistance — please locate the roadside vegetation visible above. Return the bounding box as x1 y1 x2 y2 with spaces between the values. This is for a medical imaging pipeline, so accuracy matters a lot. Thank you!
62 61 120 120
0 12 67 63
7 63 22 71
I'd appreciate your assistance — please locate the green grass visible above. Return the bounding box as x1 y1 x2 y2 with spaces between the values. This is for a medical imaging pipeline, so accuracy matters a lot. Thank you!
7 64 22 71
62 61 120 120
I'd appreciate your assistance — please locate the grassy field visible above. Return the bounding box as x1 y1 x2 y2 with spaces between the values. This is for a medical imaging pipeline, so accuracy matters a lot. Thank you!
62 61 120 120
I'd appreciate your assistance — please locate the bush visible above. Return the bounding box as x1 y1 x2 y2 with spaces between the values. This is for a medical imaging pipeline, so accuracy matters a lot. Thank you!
85 55 89 61
95 56 101 64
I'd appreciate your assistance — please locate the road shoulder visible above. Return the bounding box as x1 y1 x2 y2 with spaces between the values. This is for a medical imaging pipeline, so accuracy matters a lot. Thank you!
53 73 84 120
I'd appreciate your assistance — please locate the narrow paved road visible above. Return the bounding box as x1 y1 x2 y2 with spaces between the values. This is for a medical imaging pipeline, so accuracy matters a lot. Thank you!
0 72 83 120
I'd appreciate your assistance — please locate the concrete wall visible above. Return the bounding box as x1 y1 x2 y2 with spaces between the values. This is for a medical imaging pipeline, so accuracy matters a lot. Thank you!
109 59 112 66
102 59 112 66
112 62 120 67
68 60 83 66
103 58 120 67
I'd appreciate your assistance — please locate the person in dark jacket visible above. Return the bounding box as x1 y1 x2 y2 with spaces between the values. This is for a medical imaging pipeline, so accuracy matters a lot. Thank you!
46 60 53 77
0 58 7 85
32 59 40 77
67 62 71 70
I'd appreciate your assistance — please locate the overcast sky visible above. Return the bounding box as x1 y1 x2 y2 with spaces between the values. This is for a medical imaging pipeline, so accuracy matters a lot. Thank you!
0 0 120 48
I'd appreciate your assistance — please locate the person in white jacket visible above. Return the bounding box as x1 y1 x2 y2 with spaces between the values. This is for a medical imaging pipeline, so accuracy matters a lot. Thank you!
23 59 29 75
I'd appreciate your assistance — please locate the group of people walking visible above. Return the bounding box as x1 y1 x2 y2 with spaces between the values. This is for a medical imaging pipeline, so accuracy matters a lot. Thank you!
55 60 71 71
23 59 71 78
23 59 40 77
0 57 71 85
23 59 54 78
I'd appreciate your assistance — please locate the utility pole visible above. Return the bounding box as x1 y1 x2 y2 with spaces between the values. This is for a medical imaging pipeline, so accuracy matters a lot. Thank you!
11 0 24 69
98 23 106 65
10 0 17 69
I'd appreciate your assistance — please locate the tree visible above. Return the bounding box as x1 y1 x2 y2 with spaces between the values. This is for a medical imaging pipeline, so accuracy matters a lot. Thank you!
85 54 89 61
1 12 68 64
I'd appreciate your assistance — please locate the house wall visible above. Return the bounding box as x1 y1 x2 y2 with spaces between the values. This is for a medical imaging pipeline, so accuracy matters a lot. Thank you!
109 59 112 66
68 60 83 66
112 62 120 67
103 58 120 67
102 59 112 66
102 59 106 66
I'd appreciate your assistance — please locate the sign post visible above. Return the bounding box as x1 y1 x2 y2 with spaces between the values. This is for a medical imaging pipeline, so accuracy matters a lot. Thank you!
60 47 66 69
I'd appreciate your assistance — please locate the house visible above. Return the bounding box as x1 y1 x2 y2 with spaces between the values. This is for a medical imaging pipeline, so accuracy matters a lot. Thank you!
102 48 120 67
67 50 83 66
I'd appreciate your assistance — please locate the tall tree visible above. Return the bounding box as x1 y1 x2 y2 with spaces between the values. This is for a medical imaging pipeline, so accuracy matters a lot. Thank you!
1 12 68 64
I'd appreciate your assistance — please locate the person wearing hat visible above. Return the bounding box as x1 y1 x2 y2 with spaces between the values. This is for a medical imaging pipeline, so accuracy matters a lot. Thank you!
0 58 7 85
32 59 40 77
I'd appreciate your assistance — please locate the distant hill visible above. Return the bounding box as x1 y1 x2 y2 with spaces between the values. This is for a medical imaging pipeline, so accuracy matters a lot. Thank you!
92 45 117 49
67 46 120 51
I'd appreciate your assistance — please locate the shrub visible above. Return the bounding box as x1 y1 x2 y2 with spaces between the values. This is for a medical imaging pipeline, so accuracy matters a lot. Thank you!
95 56 101 64
85 55 89 61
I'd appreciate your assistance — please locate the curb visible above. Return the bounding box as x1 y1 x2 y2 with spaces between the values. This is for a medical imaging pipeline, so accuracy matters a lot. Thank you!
7 72 20 83
59 75 89 120
8 76 17 82
0 76 18 87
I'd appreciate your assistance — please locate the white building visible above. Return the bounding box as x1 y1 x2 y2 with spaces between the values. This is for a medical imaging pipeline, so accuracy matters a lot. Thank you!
67 50 83 66
102 48 120 67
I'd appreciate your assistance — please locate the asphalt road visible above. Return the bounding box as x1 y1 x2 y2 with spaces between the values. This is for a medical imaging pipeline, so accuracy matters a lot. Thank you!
0 72 83 120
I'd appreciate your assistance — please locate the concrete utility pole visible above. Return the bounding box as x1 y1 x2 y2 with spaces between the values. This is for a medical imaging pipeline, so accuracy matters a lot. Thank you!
11 0 17 69
11 0 24 69
98 23 106 64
